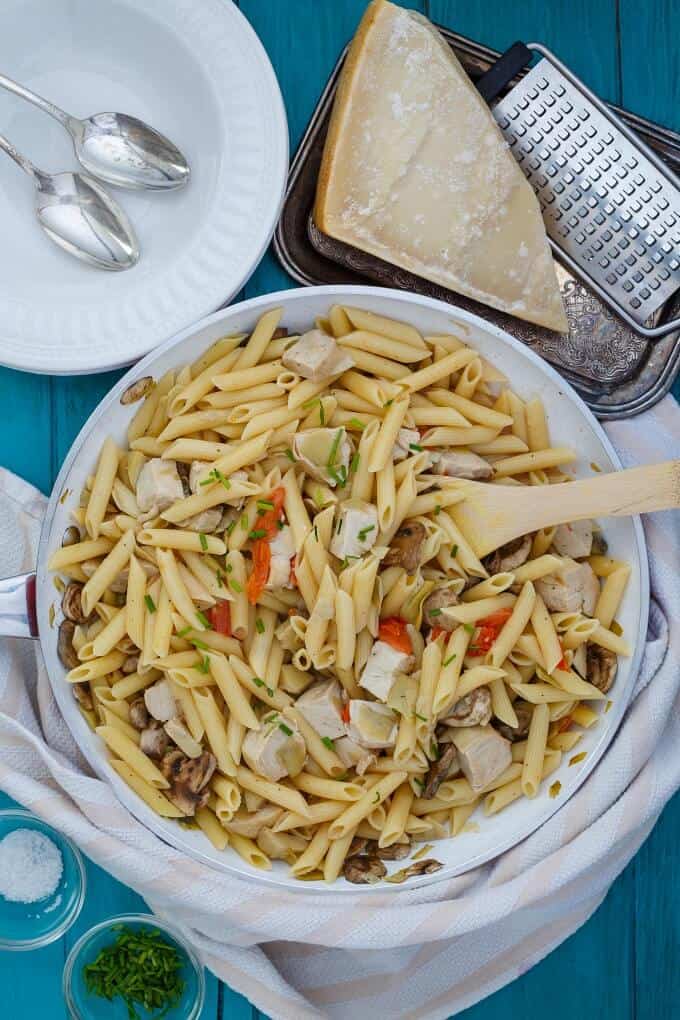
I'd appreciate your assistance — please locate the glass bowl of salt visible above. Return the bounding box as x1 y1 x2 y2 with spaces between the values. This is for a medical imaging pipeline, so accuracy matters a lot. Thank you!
0 809 86 950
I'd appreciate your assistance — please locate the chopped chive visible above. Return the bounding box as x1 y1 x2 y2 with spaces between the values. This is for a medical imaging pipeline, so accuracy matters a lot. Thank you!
430 739 439 760
278 722 293 736
176 626 191 637
301 396 321 410
337 517 343 534
255 618 265 634
463 623 475 634
190 637 209 651
434 504 442 515
443 653 457 667
276 519 285 529
226 563 233 573
413 777 425 790
313 525 319 542
284 448 296 462
321 736 335 750
348 417 366 430
414 712 427 722
253 677 265 687
383 398 394 407
429 608 442 617
357 524 375 542
240 513 249 530
199 532 208 551
249 528 267 540
319 403 326 426
327 428 343 471
257 499 275 512
195 655 211 675
216 570 224 588
350 452 360 473
264 712 278 724
144 595 156 614
409 442 423 452
229 579 243 594
451 544 459 557
373 791 381 803
225 520 236 535
196 610 212 629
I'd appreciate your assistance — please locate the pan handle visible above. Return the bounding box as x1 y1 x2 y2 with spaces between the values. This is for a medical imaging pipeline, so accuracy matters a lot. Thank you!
0 573 38 639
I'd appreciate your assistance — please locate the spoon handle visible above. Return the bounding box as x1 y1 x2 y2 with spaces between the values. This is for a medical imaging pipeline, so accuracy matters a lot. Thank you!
0 133 42 181
0 72 70 127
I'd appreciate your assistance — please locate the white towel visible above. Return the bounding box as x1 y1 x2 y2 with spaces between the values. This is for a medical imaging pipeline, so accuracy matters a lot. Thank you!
0 397 678 1020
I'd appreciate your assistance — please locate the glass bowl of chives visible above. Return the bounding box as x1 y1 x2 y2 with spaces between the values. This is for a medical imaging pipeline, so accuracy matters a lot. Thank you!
63 913 205 1020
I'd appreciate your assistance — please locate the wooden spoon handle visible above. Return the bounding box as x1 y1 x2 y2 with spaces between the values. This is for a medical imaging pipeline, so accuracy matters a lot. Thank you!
526 460 680 532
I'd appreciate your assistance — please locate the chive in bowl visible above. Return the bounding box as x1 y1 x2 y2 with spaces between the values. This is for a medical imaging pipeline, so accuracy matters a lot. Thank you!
63 913 205 1020
0 809 86 950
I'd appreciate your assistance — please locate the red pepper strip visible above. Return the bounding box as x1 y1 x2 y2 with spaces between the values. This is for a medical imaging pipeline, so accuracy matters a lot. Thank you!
467 608 513 657
247 539 271 605
430 626 447 642
378 617 413 655
257 486 286 539
555 714 573 734
556 642 568 671
341 703 351 724
209 601 232 636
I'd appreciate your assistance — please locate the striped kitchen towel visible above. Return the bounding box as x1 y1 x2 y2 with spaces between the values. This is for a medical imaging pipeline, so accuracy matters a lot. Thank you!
0 396 678 1020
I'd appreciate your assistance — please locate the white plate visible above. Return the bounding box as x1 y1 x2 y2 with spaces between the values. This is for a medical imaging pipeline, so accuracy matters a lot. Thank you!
37 287 649 892
0 0 288 375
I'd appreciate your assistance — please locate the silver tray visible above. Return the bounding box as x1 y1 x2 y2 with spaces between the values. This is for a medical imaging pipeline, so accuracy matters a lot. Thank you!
273 26 680 419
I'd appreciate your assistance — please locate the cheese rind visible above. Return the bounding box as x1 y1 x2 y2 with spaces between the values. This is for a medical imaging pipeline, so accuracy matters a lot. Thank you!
315 0 568 334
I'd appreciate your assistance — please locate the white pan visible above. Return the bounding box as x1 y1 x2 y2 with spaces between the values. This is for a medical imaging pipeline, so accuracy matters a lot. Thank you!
0 286 649 893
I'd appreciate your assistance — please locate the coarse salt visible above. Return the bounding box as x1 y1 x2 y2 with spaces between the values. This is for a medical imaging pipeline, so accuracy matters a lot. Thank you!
0 829 63 903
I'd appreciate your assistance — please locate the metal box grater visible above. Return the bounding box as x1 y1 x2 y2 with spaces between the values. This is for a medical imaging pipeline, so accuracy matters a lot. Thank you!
491 44 680 338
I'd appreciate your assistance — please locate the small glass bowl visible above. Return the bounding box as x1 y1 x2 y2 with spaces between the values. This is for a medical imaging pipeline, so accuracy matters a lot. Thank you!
63 913 205 1020
0 809 86 950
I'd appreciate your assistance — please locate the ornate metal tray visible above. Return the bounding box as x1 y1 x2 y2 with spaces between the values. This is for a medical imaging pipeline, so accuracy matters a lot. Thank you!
273 26 680 418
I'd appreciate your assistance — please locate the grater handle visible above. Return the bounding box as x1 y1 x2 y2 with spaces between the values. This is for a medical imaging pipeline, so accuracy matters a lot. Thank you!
475 41 533 103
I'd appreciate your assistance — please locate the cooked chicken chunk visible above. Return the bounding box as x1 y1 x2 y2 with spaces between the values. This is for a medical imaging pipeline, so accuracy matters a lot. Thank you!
346 700 398 749
333 735 376 774
144 679 177 723
536 559 600 616
442 686 492 727
392 427 421 462
432 450 493 480
295 678 346 739
552 519 593 560
422 586 460 631
266 523 296 590
282 329 354 381
586 644 618 693
359 640 414 702
450 725 512 792
242 714 306 781
330 500 378 560
383 519 427 573
483 534 533 575
293 427 352 488
225 804 283 838
136 458 184 515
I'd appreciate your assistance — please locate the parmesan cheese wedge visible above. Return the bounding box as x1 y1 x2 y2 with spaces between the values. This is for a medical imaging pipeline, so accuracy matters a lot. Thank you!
315 0 568 333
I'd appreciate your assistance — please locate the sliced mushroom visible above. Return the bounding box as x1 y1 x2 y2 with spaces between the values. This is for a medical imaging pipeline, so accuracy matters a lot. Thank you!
347 836 369 857
129 698 149 731
140 722 169 760
257 828 307 862
164 718 203 759
494 700 533 742
61 525 81 547
57 619 80 670
226 804 284 838
160 749 216 816
591 531 608 556
72 682 93 711
122 655 139 675
372 840 411 861
483 534 533 575
120 376 154 405
422 586 460 631
442 687 492 728
586 644 617 693
383 519 427 573
422 743 460 799
61 582 90 623
343 855 387 885
385 859 443 882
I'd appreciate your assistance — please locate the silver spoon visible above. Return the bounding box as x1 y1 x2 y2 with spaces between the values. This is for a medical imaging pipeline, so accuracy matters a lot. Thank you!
0 134 139 271
0 72 190 191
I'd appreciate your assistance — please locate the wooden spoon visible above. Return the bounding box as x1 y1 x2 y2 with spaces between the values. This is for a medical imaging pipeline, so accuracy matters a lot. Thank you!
444 460 680 557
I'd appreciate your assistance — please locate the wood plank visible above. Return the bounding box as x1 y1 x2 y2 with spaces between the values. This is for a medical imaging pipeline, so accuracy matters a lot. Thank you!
0 368 52 494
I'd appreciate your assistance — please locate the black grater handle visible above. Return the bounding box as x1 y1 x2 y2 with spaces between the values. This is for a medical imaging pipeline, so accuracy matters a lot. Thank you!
475 41 533 103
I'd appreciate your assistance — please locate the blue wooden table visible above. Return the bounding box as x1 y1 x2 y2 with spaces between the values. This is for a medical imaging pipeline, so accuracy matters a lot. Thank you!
1 2 679 1017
